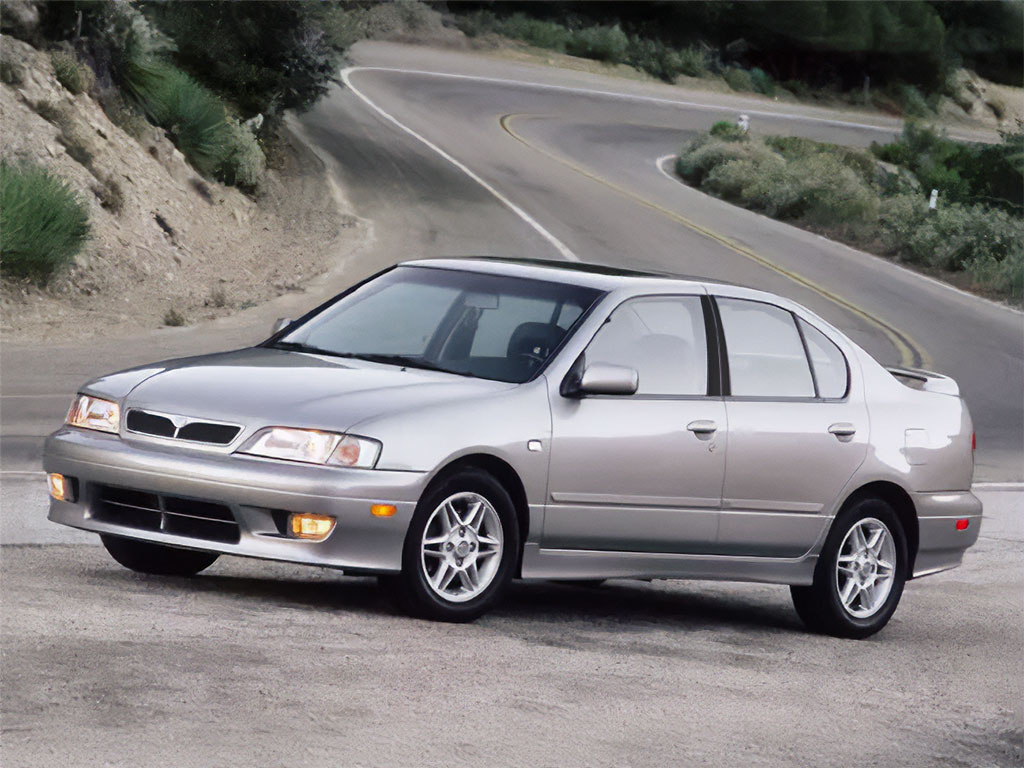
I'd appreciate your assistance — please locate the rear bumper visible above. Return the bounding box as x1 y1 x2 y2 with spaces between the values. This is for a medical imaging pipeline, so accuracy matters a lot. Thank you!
911 490 982 578
43 428 426 572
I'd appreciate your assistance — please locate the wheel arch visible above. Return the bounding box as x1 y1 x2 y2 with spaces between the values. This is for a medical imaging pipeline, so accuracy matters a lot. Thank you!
839 481 919 576
426 453 530 575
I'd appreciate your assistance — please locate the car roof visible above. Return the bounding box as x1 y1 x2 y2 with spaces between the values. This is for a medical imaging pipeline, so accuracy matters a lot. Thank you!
401 256 733 292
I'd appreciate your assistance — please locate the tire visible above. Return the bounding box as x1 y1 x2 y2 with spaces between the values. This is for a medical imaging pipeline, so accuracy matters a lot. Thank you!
384 468 520 622
101 534 220 577
791 497 908 639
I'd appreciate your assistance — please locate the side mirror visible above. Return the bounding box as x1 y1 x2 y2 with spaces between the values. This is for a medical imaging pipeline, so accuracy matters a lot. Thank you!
271 317 292 335
564 363 638 397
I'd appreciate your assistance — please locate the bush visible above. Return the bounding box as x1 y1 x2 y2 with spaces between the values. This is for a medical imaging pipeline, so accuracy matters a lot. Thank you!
723 67 755 92
1 161 90 282
887 82 931 117
710 120 748 142
124 57 230 178
872 123 1023 212
50 50 94 95
677 46 709 78
565 24 629 64
749 67 776 96
219 118 266 192
625 36 682 81
496 13 571 51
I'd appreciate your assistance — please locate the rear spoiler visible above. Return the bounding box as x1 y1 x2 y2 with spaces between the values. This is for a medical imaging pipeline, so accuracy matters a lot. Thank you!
885 366 960 397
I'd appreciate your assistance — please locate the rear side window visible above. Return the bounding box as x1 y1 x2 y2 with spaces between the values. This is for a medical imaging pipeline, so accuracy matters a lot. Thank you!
799 319 849 398
584 296 708 396
716 298 814 398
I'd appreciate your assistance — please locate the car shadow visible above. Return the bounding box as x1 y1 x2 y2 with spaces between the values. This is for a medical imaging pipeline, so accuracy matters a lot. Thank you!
88 561 804 635
496 580 805 635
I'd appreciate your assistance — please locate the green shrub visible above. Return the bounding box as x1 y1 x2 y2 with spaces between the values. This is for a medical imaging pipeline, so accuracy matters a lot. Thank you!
219 118 266 191
625 36 682 81
765 136 877 184
968 252 1023 299
872 123 1023 212
496 13 571 51
749 67 775 96
888 83 931 118
677 46 709 78
122 56 232 179
1 161 90 283
453 10 497 39
723 67 755 92
50 50 94 95
566 24 629 64
710 120 748 142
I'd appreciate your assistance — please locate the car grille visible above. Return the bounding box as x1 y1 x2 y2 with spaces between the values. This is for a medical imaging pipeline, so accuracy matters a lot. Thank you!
125 409 241 445
92 484 240 544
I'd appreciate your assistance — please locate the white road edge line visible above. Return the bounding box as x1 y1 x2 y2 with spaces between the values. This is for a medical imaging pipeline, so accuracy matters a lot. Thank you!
653 155 1024 317
340 66 578 262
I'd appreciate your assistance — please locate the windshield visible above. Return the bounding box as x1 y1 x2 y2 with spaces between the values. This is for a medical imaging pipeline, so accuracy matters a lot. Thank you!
273 266 604 383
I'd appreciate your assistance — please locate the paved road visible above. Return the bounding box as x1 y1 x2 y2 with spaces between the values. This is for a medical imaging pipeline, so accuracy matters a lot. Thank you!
2 41 1022 767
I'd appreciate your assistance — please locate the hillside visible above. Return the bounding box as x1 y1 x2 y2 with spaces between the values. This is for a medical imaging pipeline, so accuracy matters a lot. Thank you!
1 36 364 342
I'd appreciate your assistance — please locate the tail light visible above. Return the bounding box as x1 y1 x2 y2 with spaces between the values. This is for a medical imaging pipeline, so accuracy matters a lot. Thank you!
971 432 976 451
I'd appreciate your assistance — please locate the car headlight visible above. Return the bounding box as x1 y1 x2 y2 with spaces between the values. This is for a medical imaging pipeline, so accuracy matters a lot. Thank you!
66 394 120 434
238 427 381 468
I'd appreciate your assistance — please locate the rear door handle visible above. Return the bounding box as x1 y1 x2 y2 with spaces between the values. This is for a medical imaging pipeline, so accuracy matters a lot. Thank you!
687 420 718 435
828 423 857 439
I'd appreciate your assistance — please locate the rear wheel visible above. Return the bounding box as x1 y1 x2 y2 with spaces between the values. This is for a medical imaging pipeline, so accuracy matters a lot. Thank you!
791 498 908 639
101 535 219 577
383 469 519 622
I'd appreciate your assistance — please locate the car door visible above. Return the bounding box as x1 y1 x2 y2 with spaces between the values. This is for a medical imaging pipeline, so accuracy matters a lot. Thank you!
544 295 726 554
713 296 868 557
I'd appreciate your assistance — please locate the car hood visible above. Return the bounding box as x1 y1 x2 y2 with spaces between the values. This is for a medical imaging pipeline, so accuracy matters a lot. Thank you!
94 347 515 436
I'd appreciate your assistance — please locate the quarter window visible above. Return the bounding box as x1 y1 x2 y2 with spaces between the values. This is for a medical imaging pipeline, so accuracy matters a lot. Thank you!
717 298 814 398
799 319 849 398
584 296 708 396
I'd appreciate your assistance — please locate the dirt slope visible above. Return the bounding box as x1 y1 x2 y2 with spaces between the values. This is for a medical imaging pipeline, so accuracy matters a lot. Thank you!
1 37 366 343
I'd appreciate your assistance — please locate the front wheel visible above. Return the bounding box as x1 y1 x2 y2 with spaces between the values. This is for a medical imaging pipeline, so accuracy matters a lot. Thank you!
101 535 220 576
383 469 519 622
791 498 908 639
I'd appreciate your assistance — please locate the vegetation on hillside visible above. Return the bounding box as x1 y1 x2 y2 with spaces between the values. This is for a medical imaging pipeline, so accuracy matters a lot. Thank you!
452 1 1022 114
676 123 1023 299
1 161 90 282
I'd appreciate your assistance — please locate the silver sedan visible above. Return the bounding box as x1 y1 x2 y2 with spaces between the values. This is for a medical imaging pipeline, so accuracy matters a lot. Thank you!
44 258 981 637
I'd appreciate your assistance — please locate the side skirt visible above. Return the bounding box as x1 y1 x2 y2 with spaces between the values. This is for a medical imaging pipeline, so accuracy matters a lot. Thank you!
521 543 818 586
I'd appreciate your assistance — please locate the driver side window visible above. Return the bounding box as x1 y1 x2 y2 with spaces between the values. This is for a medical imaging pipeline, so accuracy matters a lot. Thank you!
584 296 708 396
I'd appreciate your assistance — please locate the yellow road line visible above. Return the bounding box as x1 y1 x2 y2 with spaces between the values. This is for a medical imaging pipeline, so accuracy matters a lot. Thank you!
499 113 931 369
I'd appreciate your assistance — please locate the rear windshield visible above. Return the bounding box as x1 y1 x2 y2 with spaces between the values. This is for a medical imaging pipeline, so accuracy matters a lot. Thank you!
274 266 603 383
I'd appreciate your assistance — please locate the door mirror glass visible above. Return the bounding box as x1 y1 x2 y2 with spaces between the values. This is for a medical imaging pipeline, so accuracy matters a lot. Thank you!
272 317 292 335
571 363 639 396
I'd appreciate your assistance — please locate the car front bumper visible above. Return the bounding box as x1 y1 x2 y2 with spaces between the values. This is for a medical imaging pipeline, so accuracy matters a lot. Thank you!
911 490 983 578
43 428 427 573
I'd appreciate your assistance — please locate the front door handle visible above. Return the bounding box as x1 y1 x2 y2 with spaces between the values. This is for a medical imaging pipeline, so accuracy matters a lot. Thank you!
828 423 857 439
687 420 718 435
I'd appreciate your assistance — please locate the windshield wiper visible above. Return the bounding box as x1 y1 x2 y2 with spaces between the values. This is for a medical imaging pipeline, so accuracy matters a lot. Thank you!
340 352 472 377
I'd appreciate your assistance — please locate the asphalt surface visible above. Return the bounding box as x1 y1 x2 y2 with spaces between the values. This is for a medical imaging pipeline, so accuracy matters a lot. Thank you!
2 42 1022 767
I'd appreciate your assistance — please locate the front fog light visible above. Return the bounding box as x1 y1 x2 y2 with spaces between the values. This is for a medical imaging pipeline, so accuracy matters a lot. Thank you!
47 473 77 502
290 513 336 541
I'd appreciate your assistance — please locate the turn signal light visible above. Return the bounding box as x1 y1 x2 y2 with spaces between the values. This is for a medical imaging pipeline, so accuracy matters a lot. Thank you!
371 504 396 518
955 519 970 531
289 513 336 541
